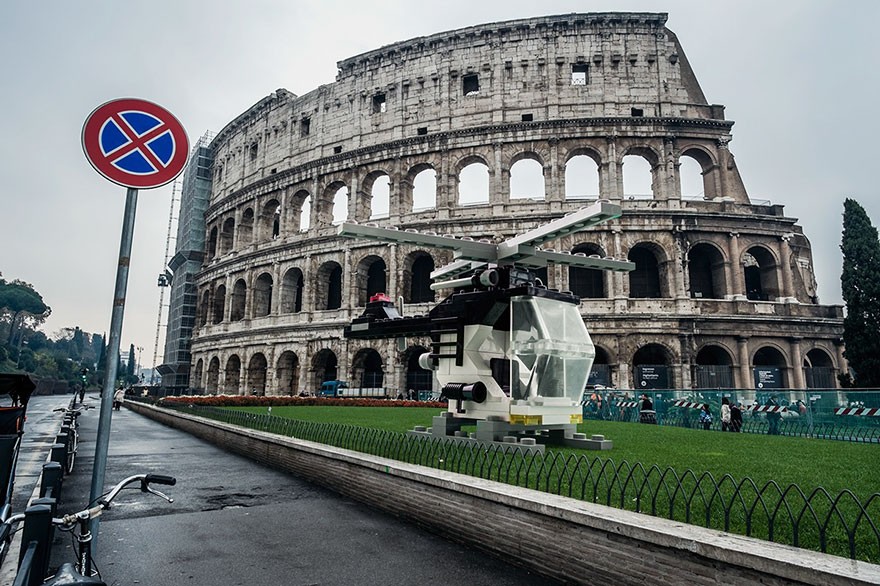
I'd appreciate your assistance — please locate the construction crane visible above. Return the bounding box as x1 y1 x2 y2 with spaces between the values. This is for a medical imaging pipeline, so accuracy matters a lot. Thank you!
150 180 179 385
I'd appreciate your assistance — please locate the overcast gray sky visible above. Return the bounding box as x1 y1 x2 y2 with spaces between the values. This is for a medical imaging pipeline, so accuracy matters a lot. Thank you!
1 0 878 368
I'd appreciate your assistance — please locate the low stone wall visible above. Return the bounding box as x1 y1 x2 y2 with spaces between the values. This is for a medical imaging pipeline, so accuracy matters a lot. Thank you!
130 402 880 586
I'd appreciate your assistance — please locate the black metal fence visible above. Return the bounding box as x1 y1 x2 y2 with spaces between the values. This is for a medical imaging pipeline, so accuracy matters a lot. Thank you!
161 402 880 563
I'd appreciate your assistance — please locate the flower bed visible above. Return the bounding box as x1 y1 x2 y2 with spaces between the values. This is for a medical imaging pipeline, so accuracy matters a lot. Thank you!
158 394 446 408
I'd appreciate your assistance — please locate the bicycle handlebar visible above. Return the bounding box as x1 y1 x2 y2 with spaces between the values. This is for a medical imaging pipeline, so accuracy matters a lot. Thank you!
53 473 177 527
144 474 176 486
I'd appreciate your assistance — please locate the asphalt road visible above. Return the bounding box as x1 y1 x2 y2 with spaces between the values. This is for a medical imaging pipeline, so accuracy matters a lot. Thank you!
16 395 562 586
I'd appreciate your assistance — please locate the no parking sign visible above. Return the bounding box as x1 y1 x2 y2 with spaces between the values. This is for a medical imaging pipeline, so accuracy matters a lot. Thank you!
82 98 188 189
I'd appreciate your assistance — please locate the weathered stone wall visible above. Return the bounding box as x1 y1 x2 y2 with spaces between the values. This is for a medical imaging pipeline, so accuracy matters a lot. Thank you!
190 12 844 396
130 402 880 586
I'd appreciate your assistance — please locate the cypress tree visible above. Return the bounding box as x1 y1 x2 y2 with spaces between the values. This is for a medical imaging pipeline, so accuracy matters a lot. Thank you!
840 198 880 387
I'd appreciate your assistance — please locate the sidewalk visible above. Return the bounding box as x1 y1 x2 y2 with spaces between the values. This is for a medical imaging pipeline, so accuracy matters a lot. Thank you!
14 395 559 585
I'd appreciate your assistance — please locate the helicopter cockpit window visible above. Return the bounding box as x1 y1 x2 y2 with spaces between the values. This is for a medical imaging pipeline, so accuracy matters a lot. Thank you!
510 295 594 403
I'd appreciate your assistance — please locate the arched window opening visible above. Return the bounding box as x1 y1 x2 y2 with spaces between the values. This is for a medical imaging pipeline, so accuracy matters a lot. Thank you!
688 243 726 299
280 268 304 314
509 158 545 200
412 168 437 211
679 156 705 199
588 346 612 387
622 154 654 199
219 217 235 255
316 262 343 311
753 346 788 389
206 357 220 393
458 161 489 206
199 290 210 327
291 190 311 232
569 243 605 298
247 353 268 395
276 351 300 396
257 199 281 241
332 185 348 225
212 284 226 324
370 175 391 220
273 206 281 238
405 346 432 397
207 227 218 260
564 154 600 199
238 208 254 247
633 343 672 389
356 256 387 307
694 345 734 388
253 273 273 317
192 359 204 391
230 279 247 321
628 245 662 298
225 355 242 394
312 349 338 389
804 348 834 388
352 348 384 389
743 247 779 301
409 254 435 303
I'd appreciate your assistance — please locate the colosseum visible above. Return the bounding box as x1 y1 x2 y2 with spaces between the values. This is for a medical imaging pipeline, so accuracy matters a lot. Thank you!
188 12 845 397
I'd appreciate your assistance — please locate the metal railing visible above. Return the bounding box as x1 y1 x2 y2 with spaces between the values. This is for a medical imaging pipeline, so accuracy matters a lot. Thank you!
160 402 880 563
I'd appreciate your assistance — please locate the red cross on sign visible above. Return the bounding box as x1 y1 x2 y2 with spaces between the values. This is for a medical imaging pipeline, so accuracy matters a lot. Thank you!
82 98 189 189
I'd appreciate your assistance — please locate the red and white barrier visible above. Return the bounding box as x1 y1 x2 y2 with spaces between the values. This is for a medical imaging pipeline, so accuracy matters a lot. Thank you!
746 405 788 413
672 400 706 410
834 407 880 417
616 401 638 408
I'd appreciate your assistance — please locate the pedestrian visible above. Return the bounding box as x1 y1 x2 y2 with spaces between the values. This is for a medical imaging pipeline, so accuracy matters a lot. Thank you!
638 393 656 424
113 387 125 411
766 395 782 435
78 384 86 404
720 397 731 432
699 404 712 430
730 402 743 432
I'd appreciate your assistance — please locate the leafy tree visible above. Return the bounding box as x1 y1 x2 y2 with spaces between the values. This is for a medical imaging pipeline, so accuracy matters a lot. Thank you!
0 277 51 346
840 198 880 387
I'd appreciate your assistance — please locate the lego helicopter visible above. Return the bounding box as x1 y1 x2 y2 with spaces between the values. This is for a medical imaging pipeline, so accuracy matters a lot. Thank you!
339 200 634 451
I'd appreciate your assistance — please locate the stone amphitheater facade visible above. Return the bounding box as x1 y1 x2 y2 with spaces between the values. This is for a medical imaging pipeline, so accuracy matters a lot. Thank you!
189 12 845 397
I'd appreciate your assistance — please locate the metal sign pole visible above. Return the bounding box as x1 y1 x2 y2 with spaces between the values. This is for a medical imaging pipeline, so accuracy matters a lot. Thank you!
89 187 138 546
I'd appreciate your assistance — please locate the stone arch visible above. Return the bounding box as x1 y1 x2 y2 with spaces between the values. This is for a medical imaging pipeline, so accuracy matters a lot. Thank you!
355 255 387 307
694 344 734 388
259 198 282 240
403 251 435 303
276 351 300 396
207 226 218 260
679 147 718 200
622 146 661 199
225 354 242 394
279 268 304 313
351 347 384 388
246 353 268 395
230 279 247 321
206 357 220 393
743 245 780 301
212 284 226 324
317 180 347 227
569 243 606 298
509 154 545 201
687 242 727 299
311 348 339 388
753 345 789 388
252 272 273 317
632 342 674 389
804 347 835 388
291 189 311 231
589 345 613 387
359 169 392 221
199 289 210 327
456 155 490 206
628 242 668 298
238 207 254 247
410 165 437 212
564 147 602 199
192 359 203 391
219 217 235 255
316 261 343 310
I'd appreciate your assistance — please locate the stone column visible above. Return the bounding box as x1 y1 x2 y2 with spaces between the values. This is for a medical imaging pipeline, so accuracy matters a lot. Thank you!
344 247 354 310
789 337 805 389
778 236 795 300
736 336 751 389
727 232 744 298
547 137 562 204
388 244 399 298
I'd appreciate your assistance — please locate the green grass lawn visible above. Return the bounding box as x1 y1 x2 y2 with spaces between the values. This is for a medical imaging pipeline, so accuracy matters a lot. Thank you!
237 405 879 499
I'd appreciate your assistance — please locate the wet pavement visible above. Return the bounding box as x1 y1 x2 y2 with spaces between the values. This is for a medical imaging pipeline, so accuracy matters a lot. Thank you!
11 394 561 585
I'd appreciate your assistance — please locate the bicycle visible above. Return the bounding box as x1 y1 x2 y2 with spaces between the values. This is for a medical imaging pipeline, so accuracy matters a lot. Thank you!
6 473 176 585
52 405 91 475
